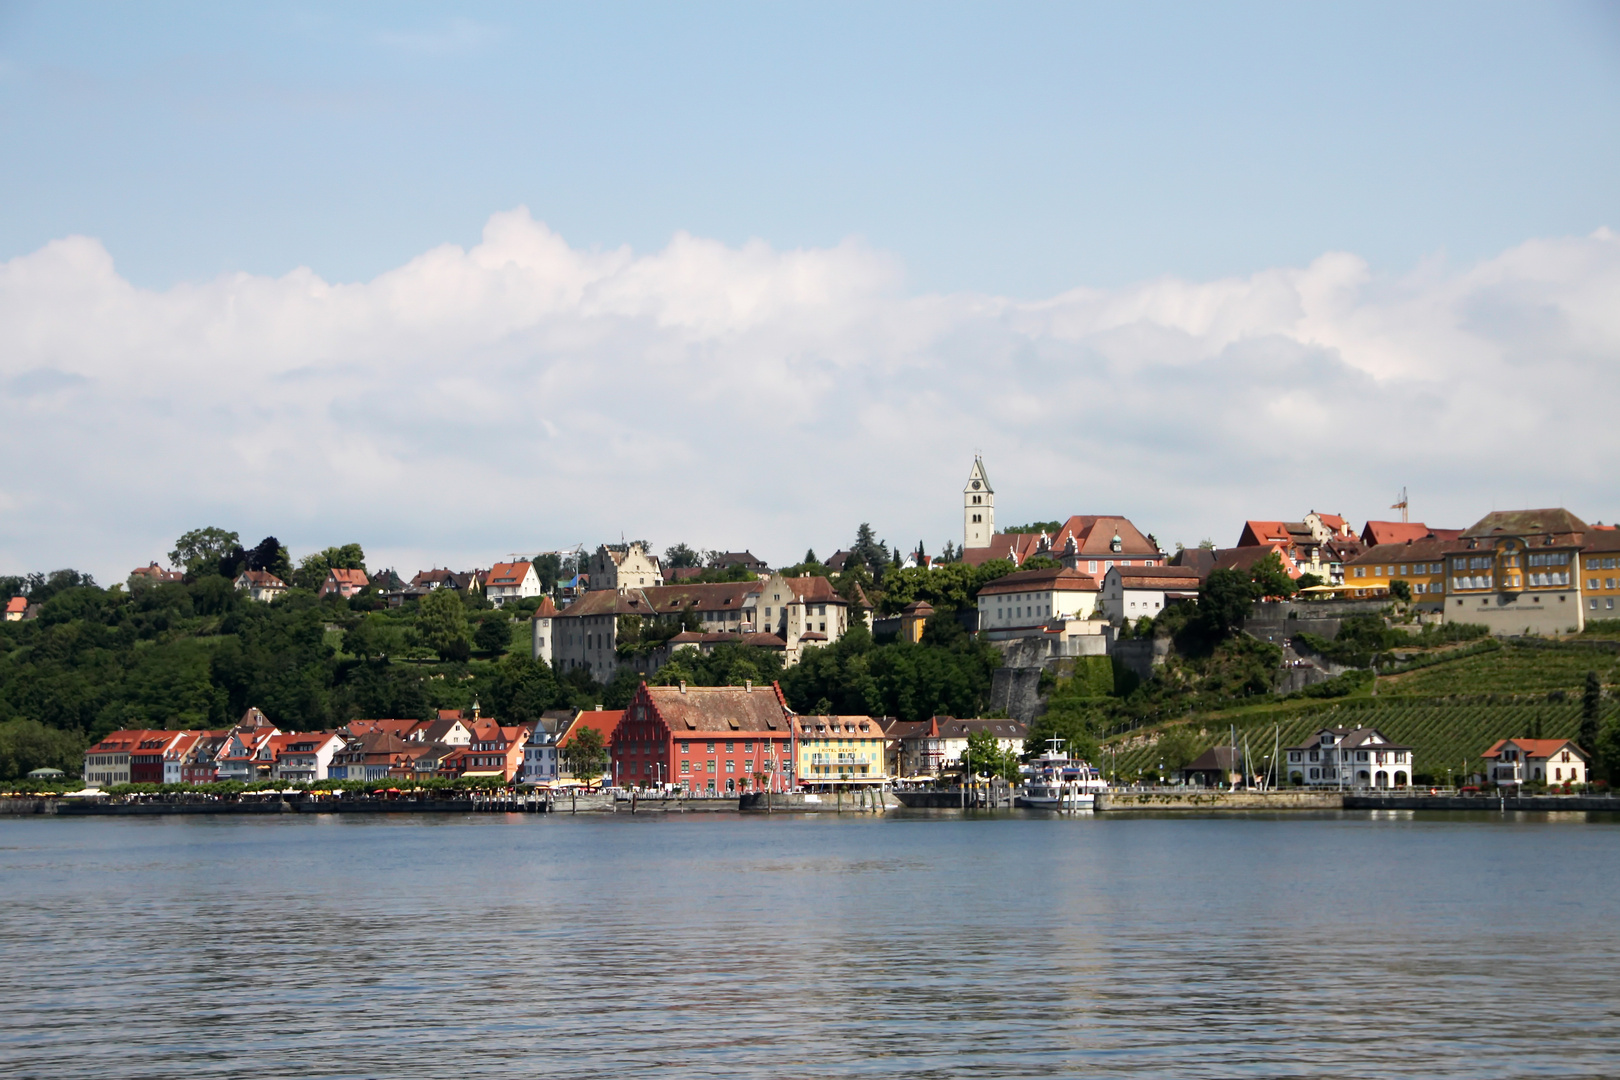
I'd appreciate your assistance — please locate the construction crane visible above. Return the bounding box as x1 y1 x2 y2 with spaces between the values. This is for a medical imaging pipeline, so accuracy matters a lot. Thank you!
1390 487 1409 523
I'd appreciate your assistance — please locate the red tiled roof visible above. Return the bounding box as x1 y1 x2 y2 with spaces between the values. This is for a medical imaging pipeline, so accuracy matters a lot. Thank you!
1345 539 1455 565
1359 521 1458 547
487 561 532 586
560 710 623 747
783 576 842 603
532 595 559 617
1483 738 1589 761
327 568 371 586
641 684 792 734
976 566 1099 596
4 597 25 614
236 570 286 587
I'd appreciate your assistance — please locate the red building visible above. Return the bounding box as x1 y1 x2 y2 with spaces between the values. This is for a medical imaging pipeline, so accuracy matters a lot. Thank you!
613 682 795 794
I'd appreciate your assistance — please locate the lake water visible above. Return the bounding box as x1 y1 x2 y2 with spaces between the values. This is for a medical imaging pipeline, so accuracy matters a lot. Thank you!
1 809 1617 1079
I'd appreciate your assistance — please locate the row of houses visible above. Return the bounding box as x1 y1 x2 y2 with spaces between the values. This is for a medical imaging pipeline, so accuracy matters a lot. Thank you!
1181 725 1590 791
81 688 1031 795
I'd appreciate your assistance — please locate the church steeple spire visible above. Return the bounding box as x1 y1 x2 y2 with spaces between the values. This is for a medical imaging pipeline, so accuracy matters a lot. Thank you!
963 456 994 550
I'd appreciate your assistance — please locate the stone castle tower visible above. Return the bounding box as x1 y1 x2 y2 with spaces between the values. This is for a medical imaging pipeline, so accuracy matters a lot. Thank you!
963 456 994 550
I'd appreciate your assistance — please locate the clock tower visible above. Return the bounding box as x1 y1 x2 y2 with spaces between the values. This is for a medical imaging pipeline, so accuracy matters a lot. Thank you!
963 456 994 550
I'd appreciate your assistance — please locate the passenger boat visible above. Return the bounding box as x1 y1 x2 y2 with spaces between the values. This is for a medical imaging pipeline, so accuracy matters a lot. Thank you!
1017 739 1108 810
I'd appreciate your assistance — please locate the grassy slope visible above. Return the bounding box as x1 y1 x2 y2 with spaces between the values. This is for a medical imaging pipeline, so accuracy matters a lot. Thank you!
1105 640 1619 779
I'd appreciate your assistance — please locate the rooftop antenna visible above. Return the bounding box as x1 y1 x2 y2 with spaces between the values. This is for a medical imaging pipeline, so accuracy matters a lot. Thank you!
1390 487 1409 524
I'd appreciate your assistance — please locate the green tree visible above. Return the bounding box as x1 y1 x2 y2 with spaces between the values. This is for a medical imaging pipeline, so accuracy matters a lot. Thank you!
1296 572 1325 591
1580 670 1602 753
0 718 90 779
964 729 1019 781
246 536 293 580
1388 579 1412 602
850 523 888 578
418 588 471 661
1249 551 1296 600
1196 568 1257 639
664 543 702 569
1023 711 1100 765
1153 725 1202 774
488 652 564 724
563 725 609 780
475 611 513 655
169 527 241 576
532 552 563 592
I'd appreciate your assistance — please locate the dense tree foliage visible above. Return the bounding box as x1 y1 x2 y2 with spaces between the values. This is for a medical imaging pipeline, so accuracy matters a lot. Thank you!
0 571 629 776
778 618 1002 723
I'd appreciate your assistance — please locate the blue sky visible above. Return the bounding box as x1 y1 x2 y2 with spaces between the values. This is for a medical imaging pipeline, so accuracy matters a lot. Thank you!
2 2 1619 580
5 2 1618 295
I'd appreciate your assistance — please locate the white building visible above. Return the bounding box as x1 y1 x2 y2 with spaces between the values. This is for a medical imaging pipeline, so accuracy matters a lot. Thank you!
588 542 663 592
529 596 559 664
1098 564 1203 628
271 733 347 782
975 566 1101 637
485 561 541 607
520 729 561 785
1284 727 1413 788
1482 738 1589 787
233 570 288 603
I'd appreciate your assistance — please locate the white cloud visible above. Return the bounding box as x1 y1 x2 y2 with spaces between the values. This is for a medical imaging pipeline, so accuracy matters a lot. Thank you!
2 209 1618 583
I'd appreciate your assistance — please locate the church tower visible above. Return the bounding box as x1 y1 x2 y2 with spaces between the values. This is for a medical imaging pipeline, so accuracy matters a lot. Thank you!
963 456 994 550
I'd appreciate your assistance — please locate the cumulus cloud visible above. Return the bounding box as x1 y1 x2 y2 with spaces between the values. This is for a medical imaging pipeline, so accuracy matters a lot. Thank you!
1 209 1617 582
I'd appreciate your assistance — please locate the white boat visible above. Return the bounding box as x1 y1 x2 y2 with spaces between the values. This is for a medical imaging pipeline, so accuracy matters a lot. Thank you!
1017 739 1108 810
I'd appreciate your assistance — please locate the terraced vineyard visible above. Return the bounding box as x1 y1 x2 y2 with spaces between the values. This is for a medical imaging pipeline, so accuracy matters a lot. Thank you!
1379 640 1620 697
1105 698 1613 782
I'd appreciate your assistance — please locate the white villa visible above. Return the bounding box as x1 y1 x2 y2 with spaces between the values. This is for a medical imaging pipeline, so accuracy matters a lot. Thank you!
1284 727 1413 788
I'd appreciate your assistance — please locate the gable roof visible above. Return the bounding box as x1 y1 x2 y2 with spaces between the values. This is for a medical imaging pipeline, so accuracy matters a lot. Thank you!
1462 508 1589 539
960 515 1159 567
1211 544 1299 577
1482 738 1589 761
4 596 26 614
486 561 533 586
976 566 1100 596
1345 538 1456 565
235 570 286 588
641 683 793 733
559 709 623 747
1112 565 1204 589
326 568 370 587
1360 521 1454 547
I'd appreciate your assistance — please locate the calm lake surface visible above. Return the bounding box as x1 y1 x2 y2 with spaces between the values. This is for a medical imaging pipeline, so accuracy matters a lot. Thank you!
2 810 1617 1079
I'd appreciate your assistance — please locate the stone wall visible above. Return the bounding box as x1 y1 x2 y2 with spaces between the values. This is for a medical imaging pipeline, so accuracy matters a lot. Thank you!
989 667 1045 725
1096 790 1343 811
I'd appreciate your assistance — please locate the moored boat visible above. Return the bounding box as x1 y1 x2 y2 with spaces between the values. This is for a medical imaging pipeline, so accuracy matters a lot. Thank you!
1017 739 1107 809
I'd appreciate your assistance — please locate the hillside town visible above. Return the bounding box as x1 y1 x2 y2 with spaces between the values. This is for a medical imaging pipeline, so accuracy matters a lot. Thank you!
34 457 1614 800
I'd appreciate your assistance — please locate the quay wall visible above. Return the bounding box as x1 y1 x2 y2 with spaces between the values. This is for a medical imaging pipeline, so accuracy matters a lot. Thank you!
739 790 893 813
1096 791 1344 811
1344 794 1620 812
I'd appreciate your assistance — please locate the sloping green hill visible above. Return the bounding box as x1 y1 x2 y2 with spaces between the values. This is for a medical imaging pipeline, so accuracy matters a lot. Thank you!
1105 698 1608 783
1379 640 1620 697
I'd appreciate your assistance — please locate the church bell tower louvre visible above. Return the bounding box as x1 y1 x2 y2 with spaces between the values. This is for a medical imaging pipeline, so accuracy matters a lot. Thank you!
963 456 994 550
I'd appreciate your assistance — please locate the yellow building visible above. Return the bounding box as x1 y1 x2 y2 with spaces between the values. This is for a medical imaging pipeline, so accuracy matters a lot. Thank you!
1443 509 1587 636
793 715 888 788
1342 539 1452 608
1581 528 1620 620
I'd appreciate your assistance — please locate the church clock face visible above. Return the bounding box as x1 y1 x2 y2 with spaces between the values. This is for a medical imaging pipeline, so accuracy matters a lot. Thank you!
971 480 981 490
